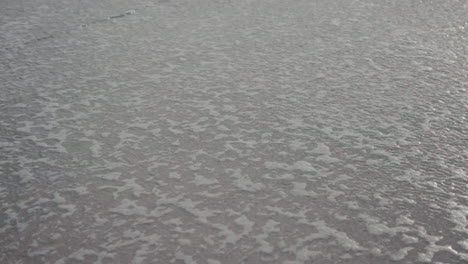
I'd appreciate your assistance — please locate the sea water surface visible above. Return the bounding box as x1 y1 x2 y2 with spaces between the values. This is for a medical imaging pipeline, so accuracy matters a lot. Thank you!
1 0 467 263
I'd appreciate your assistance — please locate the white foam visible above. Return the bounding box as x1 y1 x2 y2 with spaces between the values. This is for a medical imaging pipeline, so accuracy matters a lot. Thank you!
229 168 265 192
291 182 317 197
194 175 218 185
264 160 316 173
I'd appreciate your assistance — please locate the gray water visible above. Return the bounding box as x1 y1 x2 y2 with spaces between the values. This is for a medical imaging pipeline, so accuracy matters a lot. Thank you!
1 0 467 263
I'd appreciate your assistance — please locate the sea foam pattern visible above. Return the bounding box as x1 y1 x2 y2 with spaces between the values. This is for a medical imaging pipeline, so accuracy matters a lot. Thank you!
1 0 467 263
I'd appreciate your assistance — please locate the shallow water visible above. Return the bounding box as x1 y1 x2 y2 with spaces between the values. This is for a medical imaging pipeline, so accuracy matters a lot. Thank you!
1 0 467 263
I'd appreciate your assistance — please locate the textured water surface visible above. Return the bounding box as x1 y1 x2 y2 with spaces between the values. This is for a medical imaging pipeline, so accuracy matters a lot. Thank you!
1 0 467 263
